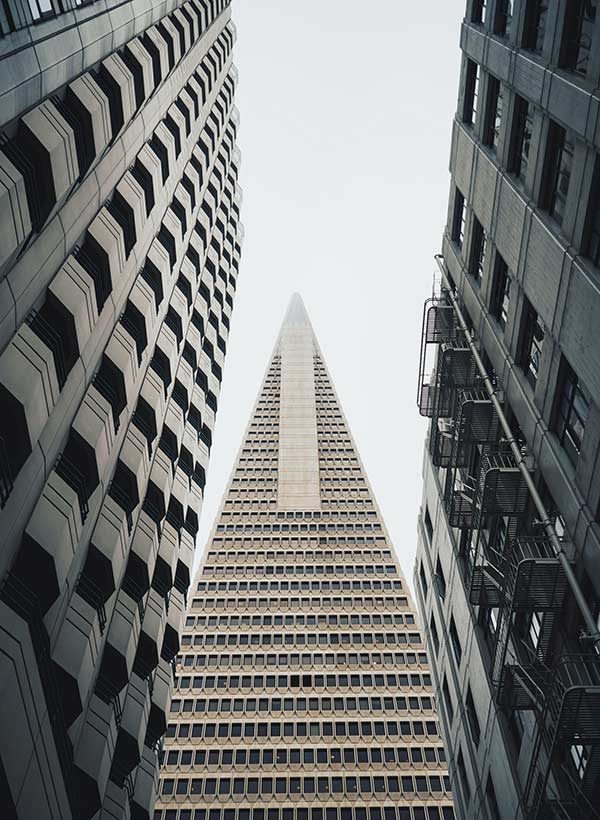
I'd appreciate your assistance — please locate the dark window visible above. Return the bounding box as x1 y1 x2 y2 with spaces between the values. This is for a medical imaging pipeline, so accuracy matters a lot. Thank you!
554 358 591 463
541 122 574 225
120 299 147 365
449 616 462 664
121 45 145 110
434 558 446 600
424 506 433 541
75 234 112 313
94 65 124 138
430 615 439 655
419 564 428 598
140 257 164 311
451 189 466 247
522 0 548 52
149 134 169 183
463 60 480 124
465 687 481 746
469 217 486 285
164 114 182 156
483 75 502 150
560 0 597 76
130 159 155 216
456 748 471 805
486 775 501 820
493 0 512 35
583 155 600 267
441 677 453 722
489 252 510 329
107 191 136 257
27 293 79 389
158 224 177 267
508 95 533 180
519 299 544 388
471 0 486 23
1 124 56 232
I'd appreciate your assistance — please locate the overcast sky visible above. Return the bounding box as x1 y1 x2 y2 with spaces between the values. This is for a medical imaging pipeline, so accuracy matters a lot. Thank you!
195 0 465 586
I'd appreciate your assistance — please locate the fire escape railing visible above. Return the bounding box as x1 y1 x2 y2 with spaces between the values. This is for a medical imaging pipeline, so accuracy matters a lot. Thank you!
417 255 600 820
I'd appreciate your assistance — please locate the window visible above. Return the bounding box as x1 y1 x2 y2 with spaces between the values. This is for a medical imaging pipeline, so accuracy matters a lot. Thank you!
452 189 467 247
419 564 428 598
489 252 510 329
483 76 502 150
424 506 433 542
441 677 453 722
541 122 575 225
486 775 501 820
430 615 439 655
434 558 446 600
463 60 480 124
584 156 600 267
560 0 596 76
519 300 544 388
469 217 486 285
472 0 486 23
522 0 548 52
493 0 512 35
508 95 533 180
570 744 591 779
465 687 481 747
449 616 462 664
457 748 471 805
554 358 591 463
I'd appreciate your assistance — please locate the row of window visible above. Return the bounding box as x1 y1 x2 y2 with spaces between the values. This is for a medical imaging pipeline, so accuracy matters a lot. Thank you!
471 0 597 79
190 598 411 612
184 614 416 629
160 772 452 798
210 538 388 547
169 695 434 715
165 719 441 741
153 804 456 820
207 550 394 562
215 521 382 532
161 744 446 770
184 633 422 649
203 566 399 577
197 580 402 592
178 652 429 671
174 672 431 692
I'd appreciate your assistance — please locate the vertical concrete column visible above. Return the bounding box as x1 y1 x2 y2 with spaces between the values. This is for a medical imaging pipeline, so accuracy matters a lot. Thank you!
277 293 321 511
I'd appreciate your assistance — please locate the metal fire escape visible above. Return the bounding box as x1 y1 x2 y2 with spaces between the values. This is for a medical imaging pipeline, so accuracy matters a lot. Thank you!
417 261 600 820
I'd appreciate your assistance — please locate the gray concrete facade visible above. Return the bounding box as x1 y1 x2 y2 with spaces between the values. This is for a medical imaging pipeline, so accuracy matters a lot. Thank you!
414 2 600 819
0 2 242 819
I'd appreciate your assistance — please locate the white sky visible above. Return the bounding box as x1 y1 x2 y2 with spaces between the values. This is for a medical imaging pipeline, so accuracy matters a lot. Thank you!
195 0 465 586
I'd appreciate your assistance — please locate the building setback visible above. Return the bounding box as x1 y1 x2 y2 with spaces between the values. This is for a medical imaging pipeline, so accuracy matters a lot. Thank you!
415 2 600 820
156 295 456 820
0 1 242 819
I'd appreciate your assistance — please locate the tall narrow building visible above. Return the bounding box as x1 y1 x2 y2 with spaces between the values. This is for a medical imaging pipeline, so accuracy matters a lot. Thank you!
156 296 455 820
414 2 600 819
0 2 241 819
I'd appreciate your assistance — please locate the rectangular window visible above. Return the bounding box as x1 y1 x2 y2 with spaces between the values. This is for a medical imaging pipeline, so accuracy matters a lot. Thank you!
449 616 462 664
472 0 486 24
483 75 502 150
493 0 512 35
430 615 440 655
490 252 510 329
424 506 433 541
463 60 480 124
559 0 597 76
541 122 575 225
465 687 481 747
434 558 446 600
469 217 486 286
508 95 533 179
583 156 600 267
457 748 471 805
442 677 454 722
452 189 467 247
522 0 548 52
554 357 591 463
520 300 544 388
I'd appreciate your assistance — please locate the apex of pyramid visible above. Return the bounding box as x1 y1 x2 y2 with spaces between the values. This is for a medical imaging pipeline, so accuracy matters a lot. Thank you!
283 292 310 326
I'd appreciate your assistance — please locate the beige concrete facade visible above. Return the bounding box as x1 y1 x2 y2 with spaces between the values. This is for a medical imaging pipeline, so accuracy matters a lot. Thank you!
155 296 455 820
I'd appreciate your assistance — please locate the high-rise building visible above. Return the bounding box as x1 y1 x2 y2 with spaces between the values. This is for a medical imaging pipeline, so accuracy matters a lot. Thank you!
156 295 455 820
414 3 600 820
0 2 241 819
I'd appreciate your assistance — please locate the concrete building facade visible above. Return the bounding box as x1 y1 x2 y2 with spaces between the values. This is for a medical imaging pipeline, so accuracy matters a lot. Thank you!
155 296 456 820
415 2 600 819
0 2 242 819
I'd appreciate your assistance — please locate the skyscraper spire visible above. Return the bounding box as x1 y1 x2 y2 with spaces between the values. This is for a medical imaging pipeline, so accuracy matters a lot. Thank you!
156 297 455 820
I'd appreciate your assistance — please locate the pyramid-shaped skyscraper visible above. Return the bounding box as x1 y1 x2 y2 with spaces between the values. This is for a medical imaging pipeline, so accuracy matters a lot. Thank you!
156 295 455 820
